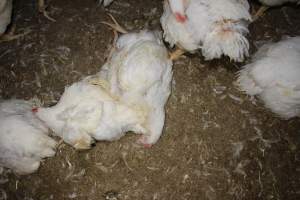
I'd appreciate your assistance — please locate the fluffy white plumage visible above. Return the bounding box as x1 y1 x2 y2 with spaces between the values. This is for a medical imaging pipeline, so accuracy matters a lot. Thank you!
237 37 300 119
259 0 300 6
36 76 146 149
99 30 173 146
0 0 12 35
0 99 57 174
160 0 252 62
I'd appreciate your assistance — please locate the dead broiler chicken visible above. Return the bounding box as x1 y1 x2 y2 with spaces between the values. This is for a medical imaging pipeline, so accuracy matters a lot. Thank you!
99 15 173 147
36 15 173 149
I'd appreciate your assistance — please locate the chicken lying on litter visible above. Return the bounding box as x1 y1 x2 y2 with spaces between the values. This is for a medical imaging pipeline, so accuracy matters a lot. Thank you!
0 99 57 174
100 17 173 146
161 0 252 62
37 15 173 148
254 0 300 20
237 37 300 119
35 76 147 150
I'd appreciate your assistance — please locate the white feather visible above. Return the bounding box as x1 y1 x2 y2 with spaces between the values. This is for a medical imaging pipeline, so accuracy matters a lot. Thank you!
0 99 56 174
237 37 300 119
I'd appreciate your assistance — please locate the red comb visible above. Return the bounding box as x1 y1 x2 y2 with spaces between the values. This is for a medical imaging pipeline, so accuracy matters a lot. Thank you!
32 107 38 113
175 12 187 23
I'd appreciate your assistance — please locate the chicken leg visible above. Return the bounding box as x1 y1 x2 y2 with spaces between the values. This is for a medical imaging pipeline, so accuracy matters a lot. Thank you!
101 14 128 34
252 5 269 21
38 0 56 22
0 24 31 43
169 47 186 60
101 14 128 59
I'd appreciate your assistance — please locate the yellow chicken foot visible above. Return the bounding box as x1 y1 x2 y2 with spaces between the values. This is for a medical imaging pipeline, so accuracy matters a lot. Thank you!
38 0 56 22
73 138 93 150
169 48 186 61
252 5 269 21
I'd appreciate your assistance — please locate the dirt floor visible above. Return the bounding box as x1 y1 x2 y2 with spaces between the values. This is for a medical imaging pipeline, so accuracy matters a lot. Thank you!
0 0 300 199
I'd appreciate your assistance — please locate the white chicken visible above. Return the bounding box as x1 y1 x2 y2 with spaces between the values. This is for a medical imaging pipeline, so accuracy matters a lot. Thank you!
0 99 57 174
35 76 147 150
37 25 173 148
160 0 252 62
237 37 300 119
99 18 173 146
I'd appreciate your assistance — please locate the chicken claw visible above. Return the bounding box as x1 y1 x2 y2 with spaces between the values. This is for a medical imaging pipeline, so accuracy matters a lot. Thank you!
101 14 127 59
73 138 93 150
38 0 56 22
0 25 31 43
169 48 185 60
